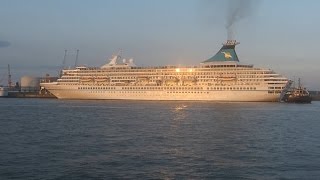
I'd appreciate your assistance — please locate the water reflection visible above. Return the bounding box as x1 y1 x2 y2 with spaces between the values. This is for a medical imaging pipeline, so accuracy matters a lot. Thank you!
174 104 187 111
171 104 188 123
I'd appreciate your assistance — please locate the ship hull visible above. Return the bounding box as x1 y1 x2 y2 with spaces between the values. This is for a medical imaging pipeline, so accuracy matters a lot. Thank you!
285 96 312 103
41 83 280 102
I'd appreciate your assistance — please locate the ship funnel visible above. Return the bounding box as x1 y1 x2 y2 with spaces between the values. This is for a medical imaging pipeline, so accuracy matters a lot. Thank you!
202 40 240 63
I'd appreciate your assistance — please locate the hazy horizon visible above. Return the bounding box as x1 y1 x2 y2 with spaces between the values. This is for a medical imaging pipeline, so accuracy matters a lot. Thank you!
1 0 320 90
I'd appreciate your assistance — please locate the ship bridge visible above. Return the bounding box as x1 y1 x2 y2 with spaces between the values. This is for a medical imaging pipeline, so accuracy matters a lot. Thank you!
202 40 240 63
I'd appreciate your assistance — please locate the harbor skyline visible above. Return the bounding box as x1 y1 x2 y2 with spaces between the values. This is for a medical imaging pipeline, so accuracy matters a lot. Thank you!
1 0 320 89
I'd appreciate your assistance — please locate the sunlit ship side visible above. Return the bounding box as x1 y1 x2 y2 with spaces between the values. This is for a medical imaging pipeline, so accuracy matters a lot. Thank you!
0 86 8 97
40 40 291 101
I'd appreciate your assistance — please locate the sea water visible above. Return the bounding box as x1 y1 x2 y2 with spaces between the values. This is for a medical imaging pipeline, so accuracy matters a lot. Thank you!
0 99 319 179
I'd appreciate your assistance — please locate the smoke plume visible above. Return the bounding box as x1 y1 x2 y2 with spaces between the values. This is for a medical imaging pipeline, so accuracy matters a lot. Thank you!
225 0 258 40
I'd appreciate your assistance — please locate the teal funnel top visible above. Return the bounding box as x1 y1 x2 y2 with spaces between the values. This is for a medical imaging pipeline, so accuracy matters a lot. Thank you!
202 40 240 63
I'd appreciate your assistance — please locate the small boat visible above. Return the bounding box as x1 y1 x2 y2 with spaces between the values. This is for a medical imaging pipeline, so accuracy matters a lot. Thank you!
283 79 312 103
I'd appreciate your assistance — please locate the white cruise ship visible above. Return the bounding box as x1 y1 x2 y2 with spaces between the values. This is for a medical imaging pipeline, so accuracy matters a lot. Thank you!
40 40 292 101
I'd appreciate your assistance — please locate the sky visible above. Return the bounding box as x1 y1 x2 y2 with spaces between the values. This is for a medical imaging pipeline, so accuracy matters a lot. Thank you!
0 0 320 89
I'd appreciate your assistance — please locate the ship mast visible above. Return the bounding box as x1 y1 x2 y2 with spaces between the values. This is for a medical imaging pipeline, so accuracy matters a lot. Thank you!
59 50 68 77
62 49 67 69
7 64 12 88
74 49 79 67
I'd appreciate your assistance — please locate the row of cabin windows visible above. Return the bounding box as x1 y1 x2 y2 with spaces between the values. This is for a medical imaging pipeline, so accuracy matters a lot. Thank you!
73 66 256 72
65 70 274 77
209 87 256 90
269 87 284 89
68 72 273 77
122 87 203 90
119 91 209 94
268 90 282 94
167 91 209 94
60 75 281 81
59 77 272 82
78 87 115 90
108 77 265 81
76 86 257 91
83 91 207 94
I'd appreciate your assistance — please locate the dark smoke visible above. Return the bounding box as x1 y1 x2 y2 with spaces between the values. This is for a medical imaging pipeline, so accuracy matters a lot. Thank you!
200 0 259 40
0 41 10 48
226 0 259 40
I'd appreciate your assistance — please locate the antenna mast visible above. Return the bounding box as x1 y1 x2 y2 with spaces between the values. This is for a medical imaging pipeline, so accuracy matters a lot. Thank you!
62 49 67 69
74 49 79 67
7 64 12 88
59 50 68 77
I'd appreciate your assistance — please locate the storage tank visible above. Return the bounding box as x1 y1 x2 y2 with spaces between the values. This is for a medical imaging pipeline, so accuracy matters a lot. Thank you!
20 76 40 92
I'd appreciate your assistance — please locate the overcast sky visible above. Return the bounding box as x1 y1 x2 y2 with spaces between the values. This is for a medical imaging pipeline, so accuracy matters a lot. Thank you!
1 0 320 89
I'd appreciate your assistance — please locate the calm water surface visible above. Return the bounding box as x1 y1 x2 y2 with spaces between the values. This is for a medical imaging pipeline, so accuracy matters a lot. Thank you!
0 99 320 179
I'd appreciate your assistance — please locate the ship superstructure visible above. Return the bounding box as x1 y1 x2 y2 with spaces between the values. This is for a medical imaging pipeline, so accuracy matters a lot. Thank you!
40 40 291 101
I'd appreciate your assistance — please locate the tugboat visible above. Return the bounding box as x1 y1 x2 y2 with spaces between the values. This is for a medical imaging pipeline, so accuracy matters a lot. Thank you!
283 78 312 103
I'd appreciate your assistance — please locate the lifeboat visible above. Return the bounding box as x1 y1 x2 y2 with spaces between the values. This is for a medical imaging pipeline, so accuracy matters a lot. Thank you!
79 77 94 83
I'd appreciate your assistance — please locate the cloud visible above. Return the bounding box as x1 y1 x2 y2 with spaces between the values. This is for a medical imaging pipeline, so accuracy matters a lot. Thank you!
0 41 10 48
